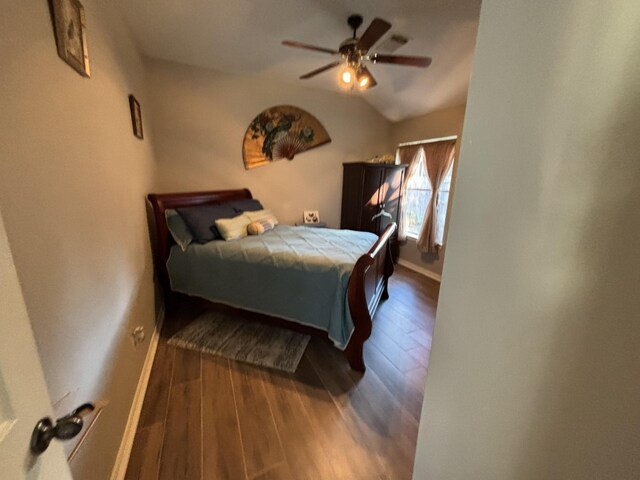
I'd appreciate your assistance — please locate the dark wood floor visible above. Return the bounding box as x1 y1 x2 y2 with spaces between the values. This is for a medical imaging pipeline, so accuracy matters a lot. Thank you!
125 265 438 480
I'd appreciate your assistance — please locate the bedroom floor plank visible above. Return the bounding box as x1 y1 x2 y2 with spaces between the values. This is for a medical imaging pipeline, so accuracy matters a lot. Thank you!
306 341 418 480
252 461 295 480
374 314 425 351
201 356 247 480
126 264 437 480
158 379 202 480
291 355 383 480
259 367 337 479
368 327 425 373
137 342 175 428
171 347 201 384
229 362 286 478
124 422 164 480
363 341 427 423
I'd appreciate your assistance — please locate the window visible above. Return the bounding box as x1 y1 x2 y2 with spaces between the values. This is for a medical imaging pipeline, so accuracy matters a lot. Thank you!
404 149 429 238
403 149 454 246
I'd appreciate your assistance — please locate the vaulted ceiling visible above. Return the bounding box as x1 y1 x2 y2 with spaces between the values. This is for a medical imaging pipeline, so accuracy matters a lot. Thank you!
116 0 481 122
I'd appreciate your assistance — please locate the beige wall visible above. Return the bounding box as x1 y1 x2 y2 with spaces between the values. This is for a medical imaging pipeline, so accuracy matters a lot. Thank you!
414 0 640 478
0 1 157 478
390 105 466 147
390 105 466 277
146 58 391 228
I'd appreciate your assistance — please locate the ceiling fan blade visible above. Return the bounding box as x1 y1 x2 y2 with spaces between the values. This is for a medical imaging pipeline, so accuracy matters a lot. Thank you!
356 18 392 52
359 66 377 89
371 54 432 68
282 40 339 55
300 61 341 79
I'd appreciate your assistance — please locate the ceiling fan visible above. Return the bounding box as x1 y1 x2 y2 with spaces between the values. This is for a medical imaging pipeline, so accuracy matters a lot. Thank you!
282 14 432 90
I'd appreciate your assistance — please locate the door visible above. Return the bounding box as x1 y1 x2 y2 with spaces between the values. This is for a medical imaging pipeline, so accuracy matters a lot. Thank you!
0 211 72 479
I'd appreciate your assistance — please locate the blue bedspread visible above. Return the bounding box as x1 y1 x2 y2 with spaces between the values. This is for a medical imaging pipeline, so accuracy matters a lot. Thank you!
167 225 378 349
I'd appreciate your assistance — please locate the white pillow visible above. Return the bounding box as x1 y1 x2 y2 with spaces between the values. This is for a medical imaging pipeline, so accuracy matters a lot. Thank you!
243 208 278 226
215 214 251 241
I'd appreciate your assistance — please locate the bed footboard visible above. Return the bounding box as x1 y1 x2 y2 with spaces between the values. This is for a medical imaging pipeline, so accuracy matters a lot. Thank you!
345 223 396 371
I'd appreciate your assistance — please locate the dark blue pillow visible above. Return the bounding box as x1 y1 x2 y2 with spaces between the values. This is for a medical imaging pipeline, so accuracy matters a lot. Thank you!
176 204 237 243
228 198 263 213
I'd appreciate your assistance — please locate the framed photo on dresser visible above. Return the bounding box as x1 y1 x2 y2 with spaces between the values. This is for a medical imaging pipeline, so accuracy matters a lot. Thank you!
303 210 320 224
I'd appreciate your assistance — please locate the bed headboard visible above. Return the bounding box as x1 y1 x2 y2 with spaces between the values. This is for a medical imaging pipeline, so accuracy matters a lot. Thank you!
146 189 253 299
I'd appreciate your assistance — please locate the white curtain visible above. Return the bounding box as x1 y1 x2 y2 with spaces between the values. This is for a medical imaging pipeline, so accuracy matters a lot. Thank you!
397 145 425 242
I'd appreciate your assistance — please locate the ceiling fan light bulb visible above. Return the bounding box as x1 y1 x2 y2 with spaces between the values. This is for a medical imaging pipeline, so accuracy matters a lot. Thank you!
341 69 353 85
358 76 369 88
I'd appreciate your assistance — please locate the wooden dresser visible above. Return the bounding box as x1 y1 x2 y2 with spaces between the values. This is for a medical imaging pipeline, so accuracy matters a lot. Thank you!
340 162 408 261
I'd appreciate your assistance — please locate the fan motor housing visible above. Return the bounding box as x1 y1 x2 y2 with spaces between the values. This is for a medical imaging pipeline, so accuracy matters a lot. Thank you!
339 38 359 55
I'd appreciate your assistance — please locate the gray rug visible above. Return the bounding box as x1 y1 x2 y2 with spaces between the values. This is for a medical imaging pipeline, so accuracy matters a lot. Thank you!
167 311 310 373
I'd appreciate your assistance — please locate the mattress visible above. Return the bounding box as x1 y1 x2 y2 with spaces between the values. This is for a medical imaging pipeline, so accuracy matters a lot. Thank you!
166 224 378 349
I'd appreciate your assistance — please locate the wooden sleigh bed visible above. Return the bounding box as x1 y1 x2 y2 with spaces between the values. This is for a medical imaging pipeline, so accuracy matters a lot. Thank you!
147 189 395 371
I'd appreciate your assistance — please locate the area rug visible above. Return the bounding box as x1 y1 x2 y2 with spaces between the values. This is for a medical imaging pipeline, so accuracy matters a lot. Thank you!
167 311 310 373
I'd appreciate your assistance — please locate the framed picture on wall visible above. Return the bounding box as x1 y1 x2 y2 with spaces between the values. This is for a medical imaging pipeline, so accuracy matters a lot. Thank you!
51 0 91 77
129 95 143 139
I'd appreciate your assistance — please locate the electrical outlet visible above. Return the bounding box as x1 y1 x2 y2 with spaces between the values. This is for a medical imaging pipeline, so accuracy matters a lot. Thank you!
131 326 145 346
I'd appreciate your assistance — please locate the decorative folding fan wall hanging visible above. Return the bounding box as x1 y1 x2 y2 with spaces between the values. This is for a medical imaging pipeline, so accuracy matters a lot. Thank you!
242 106 331 170
282 14 432 90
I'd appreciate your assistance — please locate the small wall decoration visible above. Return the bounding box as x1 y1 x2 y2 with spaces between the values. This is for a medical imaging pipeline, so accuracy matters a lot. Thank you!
129 95 143 139
242 105 331 170
51 0 90 77
303 210 320 224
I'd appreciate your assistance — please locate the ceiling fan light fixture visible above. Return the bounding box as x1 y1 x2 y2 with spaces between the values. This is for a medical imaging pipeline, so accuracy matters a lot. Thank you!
339 65 356 87
283 14 431 90
357 72 370 89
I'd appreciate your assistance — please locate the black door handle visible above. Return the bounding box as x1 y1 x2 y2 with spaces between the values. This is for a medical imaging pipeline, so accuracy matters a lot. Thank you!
30 403 95 455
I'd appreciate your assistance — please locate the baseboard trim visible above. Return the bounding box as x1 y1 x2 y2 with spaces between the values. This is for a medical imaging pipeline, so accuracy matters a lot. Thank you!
397 259 442 282
110 305 164 480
